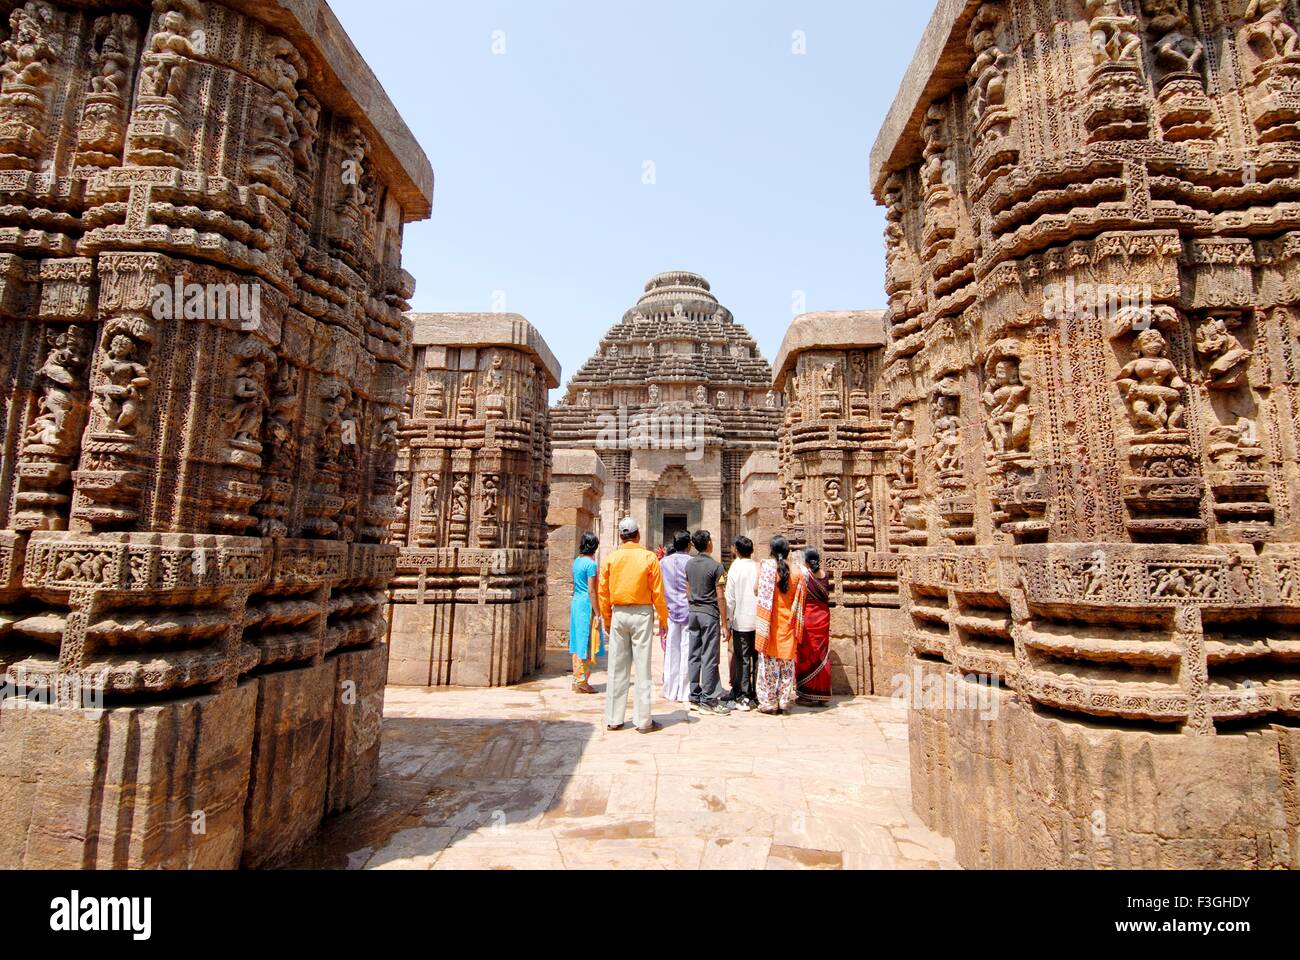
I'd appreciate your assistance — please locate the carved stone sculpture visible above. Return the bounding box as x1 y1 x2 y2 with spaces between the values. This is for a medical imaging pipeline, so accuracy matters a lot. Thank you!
388 314 557 688
0 0 433 870
868 0 1300 870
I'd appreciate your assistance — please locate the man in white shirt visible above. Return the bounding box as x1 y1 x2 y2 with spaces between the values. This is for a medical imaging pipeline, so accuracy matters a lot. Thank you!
724 536 760 711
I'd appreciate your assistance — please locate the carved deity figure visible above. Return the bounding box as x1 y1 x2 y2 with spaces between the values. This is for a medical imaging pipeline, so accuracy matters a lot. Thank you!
94 334 151 434
318 383 353 468
982 356 1032 455
968 2 1009 121
1086 0 1142 66
1195 317 1253 389
143 4 204 99
422 475 440 520
824 478 845 524
394 475 410 515
854 477 873 527
820 361 839 392
1144 0 1204 80
450 475 470 521
265 363 300 471
766 391 777 409
716 390 729 409
1245 0 1300 63
292 94 321 173
482 475 500 521
695 385 708 405
1 2 55 90
1115 329 1187 434
89 16 133 97
1078 554 1107 598
580 389 592 408
225 358 270 447
25 325 90 453
648 384 660 406
894 414 918 486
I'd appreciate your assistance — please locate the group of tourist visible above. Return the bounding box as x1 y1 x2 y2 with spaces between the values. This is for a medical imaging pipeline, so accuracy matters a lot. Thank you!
567 516 832 734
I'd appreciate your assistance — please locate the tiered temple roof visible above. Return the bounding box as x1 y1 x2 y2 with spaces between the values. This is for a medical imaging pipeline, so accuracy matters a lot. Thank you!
553 271 782 448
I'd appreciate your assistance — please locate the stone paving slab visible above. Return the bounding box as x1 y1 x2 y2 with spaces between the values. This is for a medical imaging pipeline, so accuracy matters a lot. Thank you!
285 652 959 870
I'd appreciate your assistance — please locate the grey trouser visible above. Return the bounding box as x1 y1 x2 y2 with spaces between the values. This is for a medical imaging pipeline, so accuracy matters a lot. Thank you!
606 605 655 729
688 609 723 707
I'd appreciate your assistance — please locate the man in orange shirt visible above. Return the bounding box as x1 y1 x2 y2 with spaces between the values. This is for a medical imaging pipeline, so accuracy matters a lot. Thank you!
598 516 669 734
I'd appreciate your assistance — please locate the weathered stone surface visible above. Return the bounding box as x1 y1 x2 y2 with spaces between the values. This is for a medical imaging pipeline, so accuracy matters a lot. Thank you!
551 271 782 554
0 683 257 869
871 0 1300 869
0 0 432 869
738 450 780 552
545 450 606 648
387 314 557 687
771 311 904 695
326 641 389 815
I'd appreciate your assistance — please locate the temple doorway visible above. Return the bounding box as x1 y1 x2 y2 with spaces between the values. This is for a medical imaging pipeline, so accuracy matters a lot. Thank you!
662 513 688 548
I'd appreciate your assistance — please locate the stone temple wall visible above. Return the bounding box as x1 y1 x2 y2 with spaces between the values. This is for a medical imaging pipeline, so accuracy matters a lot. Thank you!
0 0 432 868
772 312 908 696
545 448 605 649
872 0 1300 868
388 314 558 688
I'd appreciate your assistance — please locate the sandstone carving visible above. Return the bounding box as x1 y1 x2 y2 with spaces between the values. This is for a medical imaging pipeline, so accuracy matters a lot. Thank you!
386 314 557 688
0 0 432 870
868 0 1300 869
771 311 907 695
549 271 780 564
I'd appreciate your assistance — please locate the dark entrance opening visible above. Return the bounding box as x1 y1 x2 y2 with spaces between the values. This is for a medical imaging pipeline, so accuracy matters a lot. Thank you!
662 514 689 551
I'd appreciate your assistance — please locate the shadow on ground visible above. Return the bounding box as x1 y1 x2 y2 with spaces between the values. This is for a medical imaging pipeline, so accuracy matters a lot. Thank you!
282 715 592 869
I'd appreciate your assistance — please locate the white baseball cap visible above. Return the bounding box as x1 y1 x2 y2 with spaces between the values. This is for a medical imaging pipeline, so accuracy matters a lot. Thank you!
618 516 640 537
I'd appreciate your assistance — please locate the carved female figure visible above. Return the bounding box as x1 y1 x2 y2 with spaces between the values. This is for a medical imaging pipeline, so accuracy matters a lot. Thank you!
1245 0 1300 62
451 475 470 521
422 475 440 520
1115 329 1187 433
317 384 352 468
854 477 874 527
1086 0 1142 65
482 475 500 521
225 359 270 447
25 325 89 452
894 414 918 485
1144 0 1204 79
94 334 151 434
90 17 133 96
824 478 845 524
982 356 1032 455
1 3 55 89
143 5 203 99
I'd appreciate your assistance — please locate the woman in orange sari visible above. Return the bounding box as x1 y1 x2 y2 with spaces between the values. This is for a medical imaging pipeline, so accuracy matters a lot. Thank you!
796 548 832 707
754 536 803 715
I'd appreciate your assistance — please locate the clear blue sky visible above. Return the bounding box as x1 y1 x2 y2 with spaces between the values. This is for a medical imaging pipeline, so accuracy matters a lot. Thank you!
330 0 934 390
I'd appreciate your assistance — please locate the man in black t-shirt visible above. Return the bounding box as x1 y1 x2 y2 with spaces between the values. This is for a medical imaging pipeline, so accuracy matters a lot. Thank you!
685 530 730 716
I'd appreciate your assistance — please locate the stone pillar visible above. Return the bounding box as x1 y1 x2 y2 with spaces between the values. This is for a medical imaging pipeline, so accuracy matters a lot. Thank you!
388 314 559 688
771 311 902 696
545 450 606 649
872 0 1300 868
739 450 780 551
0 0 432 869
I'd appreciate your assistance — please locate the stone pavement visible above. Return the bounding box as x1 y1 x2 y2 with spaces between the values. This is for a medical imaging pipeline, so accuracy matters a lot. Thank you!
286 649 959 870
